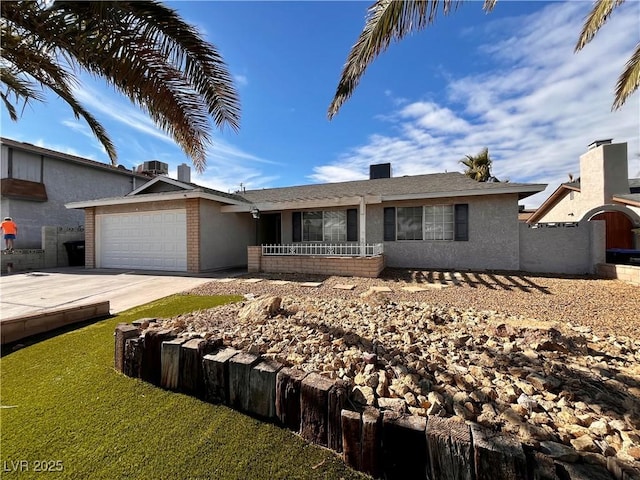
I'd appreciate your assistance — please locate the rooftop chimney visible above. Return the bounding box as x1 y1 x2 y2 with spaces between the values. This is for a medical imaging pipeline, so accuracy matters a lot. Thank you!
579 139 628 205
177 163 191 183
370 163 392 179
587 139 613 150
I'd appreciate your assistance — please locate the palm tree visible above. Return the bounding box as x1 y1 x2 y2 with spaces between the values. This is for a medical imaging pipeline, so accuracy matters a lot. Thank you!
1 1 240 172
460 147 495 182
328 0 637 118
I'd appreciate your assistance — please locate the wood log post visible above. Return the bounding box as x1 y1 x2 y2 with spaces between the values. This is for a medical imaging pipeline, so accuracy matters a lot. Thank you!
328 379 351 453
123 336 143 378
141 328 175 386
248 359 283 419
178 338 220 398
427 415 473 480
556 462 616 480
382 411 429 480
228 352 260 412
527 451 559 480
161 337 188 390
300 372 335 447
341 409 362 472
470 423 528 480
275 367 308 431
361 406 382 478
114 323 140 373
202 348 239 404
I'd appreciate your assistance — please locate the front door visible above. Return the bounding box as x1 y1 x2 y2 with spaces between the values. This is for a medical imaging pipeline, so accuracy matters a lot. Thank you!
259 213 281 245
592 211 633 249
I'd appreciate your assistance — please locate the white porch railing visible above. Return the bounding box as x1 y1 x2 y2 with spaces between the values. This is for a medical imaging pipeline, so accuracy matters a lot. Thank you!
261 243 384 257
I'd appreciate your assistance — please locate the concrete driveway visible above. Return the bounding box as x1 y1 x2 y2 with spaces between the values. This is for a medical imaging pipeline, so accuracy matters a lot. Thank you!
0 267 242 321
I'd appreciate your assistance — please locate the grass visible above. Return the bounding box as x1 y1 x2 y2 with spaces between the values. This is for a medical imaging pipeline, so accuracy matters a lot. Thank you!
0 294 367 480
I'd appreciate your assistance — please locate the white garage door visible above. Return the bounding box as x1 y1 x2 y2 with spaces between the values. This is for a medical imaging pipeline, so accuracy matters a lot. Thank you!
98 210 187 271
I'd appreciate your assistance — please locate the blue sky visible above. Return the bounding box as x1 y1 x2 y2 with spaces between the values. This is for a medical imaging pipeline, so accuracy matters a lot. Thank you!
2 0 638 208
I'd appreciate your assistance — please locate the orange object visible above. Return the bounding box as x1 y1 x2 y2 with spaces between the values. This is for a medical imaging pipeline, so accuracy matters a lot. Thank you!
1 219 17 235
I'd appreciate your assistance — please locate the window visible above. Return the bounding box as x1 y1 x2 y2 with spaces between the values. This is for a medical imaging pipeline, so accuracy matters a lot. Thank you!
302 211 323 241
301 210 347 242
424 205 454 240
387 204 464 241
396 207 423 240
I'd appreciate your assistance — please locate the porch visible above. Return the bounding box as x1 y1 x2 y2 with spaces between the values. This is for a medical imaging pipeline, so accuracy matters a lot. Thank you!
247 243 385 278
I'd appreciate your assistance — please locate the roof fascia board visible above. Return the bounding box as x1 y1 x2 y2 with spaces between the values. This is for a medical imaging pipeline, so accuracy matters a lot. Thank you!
613 196 640 208
66 190 245 209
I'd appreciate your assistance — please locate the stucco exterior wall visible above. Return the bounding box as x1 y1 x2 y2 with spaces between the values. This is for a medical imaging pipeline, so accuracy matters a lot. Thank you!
579 142 628 206
1 145 148 248
540 190 582 222
370 194 521 270
200 201 254 271
519 220 605 274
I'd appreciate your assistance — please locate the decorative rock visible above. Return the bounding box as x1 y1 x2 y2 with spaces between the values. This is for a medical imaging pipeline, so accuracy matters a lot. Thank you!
571 435 599 453
237 296 281 321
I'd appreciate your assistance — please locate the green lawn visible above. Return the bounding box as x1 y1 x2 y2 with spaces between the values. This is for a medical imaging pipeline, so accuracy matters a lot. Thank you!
0 294 367 480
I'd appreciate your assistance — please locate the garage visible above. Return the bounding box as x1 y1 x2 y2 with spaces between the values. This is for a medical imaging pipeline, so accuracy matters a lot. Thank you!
97 210 187 271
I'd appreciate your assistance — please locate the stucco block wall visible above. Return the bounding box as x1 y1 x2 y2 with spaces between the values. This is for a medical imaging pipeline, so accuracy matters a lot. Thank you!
519 220 605 274
41 226 84 268
1 146 147 248
597 263 640 286
199 201 253 271
369 195 520 270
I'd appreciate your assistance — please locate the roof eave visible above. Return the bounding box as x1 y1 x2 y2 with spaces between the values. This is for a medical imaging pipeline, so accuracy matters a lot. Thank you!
66 190 247 209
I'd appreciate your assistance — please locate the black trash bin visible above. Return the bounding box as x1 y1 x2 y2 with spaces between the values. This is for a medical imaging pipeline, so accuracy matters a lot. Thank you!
64 240 86 266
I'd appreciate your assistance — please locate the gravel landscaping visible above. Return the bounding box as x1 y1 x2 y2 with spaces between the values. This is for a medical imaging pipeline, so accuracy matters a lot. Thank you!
154 269 640 474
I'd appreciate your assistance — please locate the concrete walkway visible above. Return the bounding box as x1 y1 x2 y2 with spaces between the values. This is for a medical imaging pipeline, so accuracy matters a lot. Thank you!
0 267 242 321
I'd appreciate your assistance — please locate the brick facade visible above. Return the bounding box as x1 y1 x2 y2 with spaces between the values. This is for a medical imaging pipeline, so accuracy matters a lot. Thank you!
597 263 640 286
248 247 385 278
85 208 95 268
186 198 201 273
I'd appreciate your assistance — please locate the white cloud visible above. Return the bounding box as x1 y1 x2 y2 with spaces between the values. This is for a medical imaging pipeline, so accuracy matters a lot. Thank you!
311 1 640 208
234 74 249 87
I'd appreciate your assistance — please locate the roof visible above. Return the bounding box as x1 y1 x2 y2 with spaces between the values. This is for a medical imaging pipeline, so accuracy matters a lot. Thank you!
67 171 546 211
528 177 639 223
241 172 545 204
613 194 640 208
1 137 149 180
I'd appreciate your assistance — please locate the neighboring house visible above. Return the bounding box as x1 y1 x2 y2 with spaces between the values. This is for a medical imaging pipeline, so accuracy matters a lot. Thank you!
67 165 546 273
1 138 151 248
527 139 640 249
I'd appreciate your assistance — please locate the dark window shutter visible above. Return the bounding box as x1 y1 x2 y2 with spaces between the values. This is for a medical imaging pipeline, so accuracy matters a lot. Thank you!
383 207 396 241
347 209 358 242
454 204 469 241
292 212 301 242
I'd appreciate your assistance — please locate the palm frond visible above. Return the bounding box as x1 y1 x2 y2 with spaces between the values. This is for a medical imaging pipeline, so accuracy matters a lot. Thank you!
1 93 18 121
575 0 625 51
613 42 640 110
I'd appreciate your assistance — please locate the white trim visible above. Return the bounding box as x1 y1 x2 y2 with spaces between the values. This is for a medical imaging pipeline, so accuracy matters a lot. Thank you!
221 196 366 213
66 190 248 209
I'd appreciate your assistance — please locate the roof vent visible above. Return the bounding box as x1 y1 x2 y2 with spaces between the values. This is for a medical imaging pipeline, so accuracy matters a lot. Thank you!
136 160 168 176
587 139 612 150
370 163 392 179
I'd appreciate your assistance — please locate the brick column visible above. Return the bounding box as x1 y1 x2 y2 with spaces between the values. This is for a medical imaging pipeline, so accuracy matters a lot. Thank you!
247 246 261 273
84 208 95 268
186 199 200 272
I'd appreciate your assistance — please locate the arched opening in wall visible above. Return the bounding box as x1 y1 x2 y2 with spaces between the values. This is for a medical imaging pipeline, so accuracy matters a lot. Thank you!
590 211 633 249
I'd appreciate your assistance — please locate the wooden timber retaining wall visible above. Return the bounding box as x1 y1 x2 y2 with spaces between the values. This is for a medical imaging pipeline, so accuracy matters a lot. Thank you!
114 322 638 480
